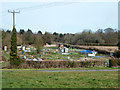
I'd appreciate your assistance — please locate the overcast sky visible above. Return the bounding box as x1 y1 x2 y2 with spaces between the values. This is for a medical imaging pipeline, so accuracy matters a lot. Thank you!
1 1 118 34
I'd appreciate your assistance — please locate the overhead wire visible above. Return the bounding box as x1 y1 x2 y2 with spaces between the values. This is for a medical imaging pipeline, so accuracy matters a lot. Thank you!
0 2 77 16
1 2 78 30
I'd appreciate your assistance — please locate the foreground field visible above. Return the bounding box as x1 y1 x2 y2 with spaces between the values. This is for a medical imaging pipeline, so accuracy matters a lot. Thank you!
2 70 118 88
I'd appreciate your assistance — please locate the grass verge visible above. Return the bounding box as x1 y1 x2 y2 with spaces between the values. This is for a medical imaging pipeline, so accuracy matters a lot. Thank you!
2 70 118 88
1 67 119 71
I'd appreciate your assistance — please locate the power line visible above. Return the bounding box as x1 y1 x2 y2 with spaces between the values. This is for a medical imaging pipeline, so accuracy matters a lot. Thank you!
8 10 20 28
1 2 77 15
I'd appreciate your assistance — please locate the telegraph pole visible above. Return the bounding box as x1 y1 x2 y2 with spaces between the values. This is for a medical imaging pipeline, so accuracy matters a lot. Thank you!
8 10 20 28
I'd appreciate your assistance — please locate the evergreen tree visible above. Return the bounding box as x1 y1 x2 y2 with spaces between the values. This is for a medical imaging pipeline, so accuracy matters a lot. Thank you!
10 27 18 65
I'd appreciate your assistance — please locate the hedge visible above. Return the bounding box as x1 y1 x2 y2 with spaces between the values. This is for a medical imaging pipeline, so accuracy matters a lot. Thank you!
114 50 120 58
8 60 107 69
109 59 120 67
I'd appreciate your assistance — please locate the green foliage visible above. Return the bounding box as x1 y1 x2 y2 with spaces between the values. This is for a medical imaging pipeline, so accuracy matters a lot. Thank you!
117 41 120 50
4 52 10 60
68 61 76 67
38 30 42 35
24 29 34 45
17 60 106 69
19 29 25 34
12 56 23 66
109 59 120 67
2 28 118 47
43 32 53 44
35 34 43 54
6 30 11 33
10 27 19 66
114 50 120 58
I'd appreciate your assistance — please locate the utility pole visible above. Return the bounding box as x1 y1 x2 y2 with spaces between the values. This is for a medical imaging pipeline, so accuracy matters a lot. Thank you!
8 10 20 28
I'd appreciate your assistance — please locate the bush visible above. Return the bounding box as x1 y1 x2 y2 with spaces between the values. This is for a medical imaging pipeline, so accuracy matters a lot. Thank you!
109 59 120 67
114 50 120 58
117 41 120 50
68 61 76 68
1 56 7 61
9 56 24 68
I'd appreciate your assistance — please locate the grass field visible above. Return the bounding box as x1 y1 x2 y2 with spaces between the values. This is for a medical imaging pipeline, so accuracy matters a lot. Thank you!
2 70 118 88
78 46 118 53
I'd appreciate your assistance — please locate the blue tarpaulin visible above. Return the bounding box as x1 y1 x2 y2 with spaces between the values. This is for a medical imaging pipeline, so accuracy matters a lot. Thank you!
79 50 93 54
95 56 106 58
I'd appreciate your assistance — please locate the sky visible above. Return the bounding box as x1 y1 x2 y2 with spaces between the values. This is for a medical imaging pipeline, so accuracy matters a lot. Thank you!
1 1 118 34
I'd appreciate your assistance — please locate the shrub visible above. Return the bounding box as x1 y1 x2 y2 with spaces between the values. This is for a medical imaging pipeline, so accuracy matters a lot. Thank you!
109 59 120 67
114 50 120 58
117 41 120 50
2 56 7 61
68 61 76 68
9 56 24 68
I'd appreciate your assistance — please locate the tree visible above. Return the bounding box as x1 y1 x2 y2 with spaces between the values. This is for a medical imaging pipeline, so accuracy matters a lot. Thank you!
19 29 25 35
64 34 73 44
118 41 120 49
104 28 118 44
104 28 114 34
24 29 34 45
19 29 25 45
27 29 33 34
53 32 58 36
38 30 42 35
10 27 18 65
17 34 22 45
43 32 53 44
6 30 11 33
3 33 11 50
34 34 43 54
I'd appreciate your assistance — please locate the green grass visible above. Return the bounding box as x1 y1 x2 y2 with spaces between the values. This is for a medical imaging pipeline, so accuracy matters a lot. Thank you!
16 46 109 61
0 62 10 68
3 52 10 60
1 67 119 70
2 70 118 88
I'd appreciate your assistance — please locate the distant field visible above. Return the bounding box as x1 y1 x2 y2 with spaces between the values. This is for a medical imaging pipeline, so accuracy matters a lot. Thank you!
2 70 118 88
79 46 118 52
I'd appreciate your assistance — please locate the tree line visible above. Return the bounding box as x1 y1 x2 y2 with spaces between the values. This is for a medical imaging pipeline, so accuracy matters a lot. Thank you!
2 28 119 50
